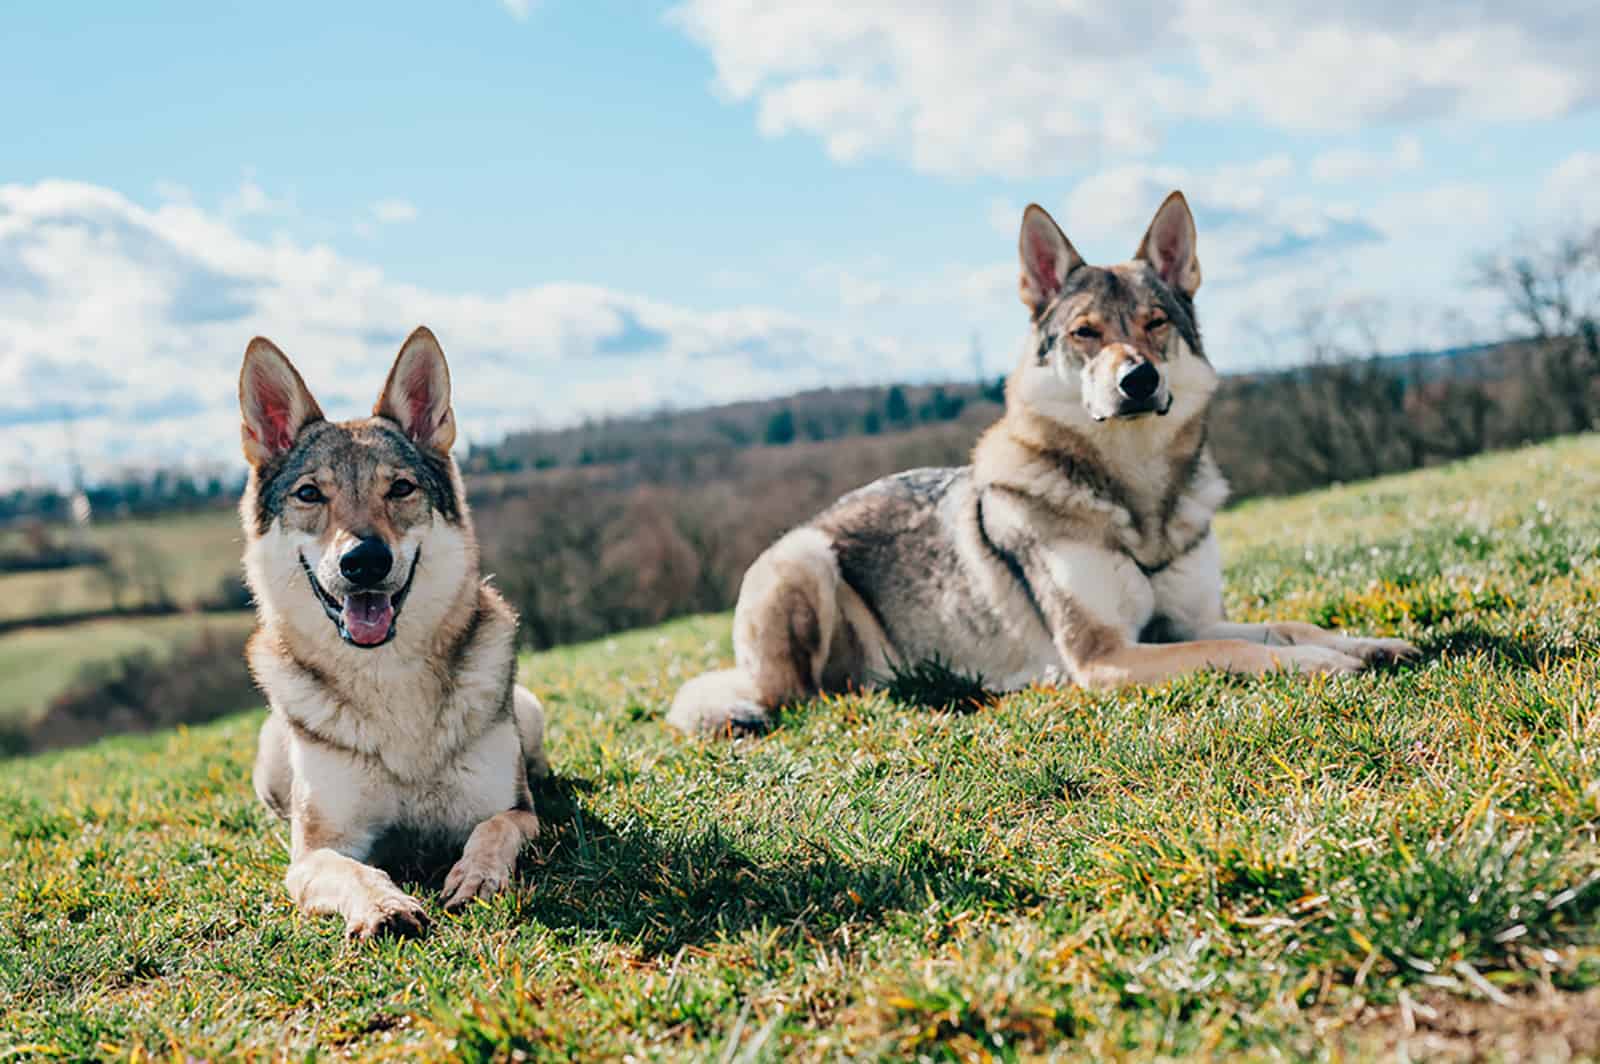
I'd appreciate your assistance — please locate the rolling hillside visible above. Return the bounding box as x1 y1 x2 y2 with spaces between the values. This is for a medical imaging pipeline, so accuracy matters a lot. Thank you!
3 436 1599 1059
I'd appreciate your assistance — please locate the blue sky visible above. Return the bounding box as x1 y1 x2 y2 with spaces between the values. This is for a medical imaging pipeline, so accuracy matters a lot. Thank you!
3 1 1598 485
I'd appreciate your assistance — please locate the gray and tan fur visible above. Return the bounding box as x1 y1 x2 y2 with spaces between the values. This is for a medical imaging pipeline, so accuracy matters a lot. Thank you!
241 326 548 938
669 192 1417 734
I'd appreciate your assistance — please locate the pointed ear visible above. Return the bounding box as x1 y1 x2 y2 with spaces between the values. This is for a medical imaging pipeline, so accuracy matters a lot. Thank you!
374 326 456 454
1019 204 1084 317
1135 190 1201 297
239 337 323 467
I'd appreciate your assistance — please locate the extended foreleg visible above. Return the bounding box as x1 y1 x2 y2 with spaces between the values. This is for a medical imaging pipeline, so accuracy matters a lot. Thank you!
286 846 428 939
1201 621 1417 665
1071 637 1364 690
442 809 541 909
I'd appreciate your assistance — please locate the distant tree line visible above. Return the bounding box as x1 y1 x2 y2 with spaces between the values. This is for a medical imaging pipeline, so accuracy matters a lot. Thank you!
1 470 240 526
460 379 1002 479
760 383 977 447
1208 226 1599 496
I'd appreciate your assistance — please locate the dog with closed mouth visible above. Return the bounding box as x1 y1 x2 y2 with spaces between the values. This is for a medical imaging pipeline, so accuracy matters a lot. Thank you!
669 192 1418 735
241 326 548 938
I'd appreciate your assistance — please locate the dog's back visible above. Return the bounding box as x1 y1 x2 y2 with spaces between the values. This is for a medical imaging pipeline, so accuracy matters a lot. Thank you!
810 467 1054 679
667 463 1063 734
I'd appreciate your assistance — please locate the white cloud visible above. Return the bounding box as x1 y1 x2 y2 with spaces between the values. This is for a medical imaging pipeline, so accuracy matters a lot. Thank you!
706 267 756 291
1544 151 1600 225
1059 155 1331 284
0 180 920 487
223 178 288 217
370 197 419 224
671 1 1598 177
1310 135 1424 183
153 180 192 204
986 199 1020 238
808 261 898 311
957 263 1016 309
1368 181 1497 234
499 0 536 20
671 1 1174 177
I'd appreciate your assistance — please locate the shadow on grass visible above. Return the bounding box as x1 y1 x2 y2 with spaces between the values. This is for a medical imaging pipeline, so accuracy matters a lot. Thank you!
1417 625 1596 670
501 774 1036 957
368 776 600 889
363 774 1031 956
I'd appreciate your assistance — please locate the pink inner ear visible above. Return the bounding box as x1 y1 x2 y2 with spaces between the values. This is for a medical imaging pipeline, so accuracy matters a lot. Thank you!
251 374 295 453
1031 246 1057 286
1151 219 1191 281
1158 233 1184 270
1026 232 1060 292
403 360 435 440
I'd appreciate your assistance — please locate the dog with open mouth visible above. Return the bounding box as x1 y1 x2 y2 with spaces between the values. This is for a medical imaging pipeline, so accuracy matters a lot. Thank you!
240 327 549 938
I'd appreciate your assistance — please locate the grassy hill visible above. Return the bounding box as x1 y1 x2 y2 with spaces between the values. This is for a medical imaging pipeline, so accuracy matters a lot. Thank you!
0 508 242 624
4 436 1600 1060
0 612 253 729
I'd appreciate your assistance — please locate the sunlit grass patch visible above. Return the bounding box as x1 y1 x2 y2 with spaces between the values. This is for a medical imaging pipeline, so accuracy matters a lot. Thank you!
1304 576 1518 629
3 435 1600 1059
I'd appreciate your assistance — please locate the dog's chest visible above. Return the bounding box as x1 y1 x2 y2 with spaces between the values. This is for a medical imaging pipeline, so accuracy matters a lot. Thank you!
341 665 508 782
391 716 524 836
291 713 523 843
1105 453 1227 574
269 637 517 819
1140 533 1227 641
269 601 513 773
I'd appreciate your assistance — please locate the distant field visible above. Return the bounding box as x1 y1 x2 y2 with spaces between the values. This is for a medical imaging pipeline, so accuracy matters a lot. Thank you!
0 610 255 727
0 507 241 623
3 436 1600 1059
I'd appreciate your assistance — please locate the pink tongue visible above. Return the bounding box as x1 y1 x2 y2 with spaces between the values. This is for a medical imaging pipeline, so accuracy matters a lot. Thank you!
342 591 394 646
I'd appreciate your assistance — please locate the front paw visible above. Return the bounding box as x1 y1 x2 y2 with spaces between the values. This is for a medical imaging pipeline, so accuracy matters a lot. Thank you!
1338 636 1420 665
442 857 512 910
1275 645 1364 676
346 890 429 940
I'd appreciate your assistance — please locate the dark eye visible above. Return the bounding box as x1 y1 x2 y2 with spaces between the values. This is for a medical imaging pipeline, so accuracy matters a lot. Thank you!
1070 325 1102 341
1147 317 1170 332
387 479 417 500
293 483 326 504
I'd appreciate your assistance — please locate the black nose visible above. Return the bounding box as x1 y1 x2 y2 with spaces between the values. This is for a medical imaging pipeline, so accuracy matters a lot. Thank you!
1118 360 1160 402
339 536 393 588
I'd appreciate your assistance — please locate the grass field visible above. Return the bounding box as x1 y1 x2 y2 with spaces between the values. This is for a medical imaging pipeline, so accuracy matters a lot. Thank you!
0 508 241 623
0 611 255 727
3 436 1600 1060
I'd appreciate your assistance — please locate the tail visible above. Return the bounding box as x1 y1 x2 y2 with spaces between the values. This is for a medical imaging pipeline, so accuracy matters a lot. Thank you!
666 668 771 735
668 527 845 738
